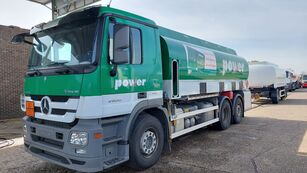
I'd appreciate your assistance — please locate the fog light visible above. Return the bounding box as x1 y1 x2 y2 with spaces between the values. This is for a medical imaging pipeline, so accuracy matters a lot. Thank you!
23 124 27 137
76 148 87 154
69 132 88 146
23 124 27 132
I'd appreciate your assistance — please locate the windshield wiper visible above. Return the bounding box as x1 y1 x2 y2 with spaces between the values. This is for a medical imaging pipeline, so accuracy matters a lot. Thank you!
47 62 76 74
47 61 70 66
27 67 42 77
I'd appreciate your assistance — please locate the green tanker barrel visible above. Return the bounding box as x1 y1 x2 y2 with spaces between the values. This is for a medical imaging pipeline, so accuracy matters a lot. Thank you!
159 27 249 81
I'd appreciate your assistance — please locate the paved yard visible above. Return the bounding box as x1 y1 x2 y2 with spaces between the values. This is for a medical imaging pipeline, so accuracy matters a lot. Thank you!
0 118 23 140
1 89 307 173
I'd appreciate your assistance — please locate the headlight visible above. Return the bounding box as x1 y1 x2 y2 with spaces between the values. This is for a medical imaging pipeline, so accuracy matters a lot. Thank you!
69 132 88 146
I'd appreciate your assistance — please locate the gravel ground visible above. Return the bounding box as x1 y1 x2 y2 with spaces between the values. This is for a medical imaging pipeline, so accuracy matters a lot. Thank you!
1 89 307 173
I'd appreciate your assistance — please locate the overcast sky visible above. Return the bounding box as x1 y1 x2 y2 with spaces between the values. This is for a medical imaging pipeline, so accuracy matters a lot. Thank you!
1 0 306 73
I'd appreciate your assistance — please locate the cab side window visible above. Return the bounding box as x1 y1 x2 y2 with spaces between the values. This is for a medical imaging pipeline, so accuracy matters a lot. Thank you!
130 28 142 64
108 22 142 64
108 23 115 63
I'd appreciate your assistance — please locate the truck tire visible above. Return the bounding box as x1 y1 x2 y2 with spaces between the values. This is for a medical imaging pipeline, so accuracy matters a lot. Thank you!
271 89 280 104
232 96 244 124
129 114 164 170
215 98 232 130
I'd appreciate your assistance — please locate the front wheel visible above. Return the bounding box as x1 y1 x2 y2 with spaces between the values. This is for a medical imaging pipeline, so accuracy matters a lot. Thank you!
129 114 164 170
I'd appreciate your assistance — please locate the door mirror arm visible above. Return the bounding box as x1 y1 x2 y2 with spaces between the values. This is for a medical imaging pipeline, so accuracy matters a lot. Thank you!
110 63 118 77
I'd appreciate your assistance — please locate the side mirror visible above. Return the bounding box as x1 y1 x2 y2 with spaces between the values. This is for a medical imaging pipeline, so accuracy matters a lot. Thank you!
113 24 130 64
11 33 29 44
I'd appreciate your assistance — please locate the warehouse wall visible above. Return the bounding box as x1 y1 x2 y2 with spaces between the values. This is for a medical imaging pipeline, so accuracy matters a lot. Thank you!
0 25 30 119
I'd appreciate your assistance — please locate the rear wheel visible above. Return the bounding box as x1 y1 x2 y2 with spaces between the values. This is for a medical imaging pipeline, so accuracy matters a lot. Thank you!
129 114 164 170
232 96 244 124
216 98 232 130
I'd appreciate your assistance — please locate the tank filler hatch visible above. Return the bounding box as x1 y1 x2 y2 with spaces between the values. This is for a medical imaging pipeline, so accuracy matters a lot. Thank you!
27 0 102 19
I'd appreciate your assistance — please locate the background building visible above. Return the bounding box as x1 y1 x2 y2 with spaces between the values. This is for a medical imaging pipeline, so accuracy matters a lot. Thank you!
0 25 30 119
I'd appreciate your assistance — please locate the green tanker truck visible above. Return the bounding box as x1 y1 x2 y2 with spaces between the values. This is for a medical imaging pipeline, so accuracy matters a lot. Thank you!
13 2 251 172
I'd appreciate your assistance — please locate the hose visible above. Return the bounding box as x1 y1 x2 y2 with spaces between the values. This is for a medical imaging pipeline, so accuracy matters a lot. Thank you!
0 137 15 149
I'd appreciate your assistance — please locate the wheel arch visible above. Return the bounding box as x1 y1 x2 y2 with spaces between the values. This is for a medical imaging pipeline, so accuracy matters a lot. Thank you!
218 95 233 117
144 107 171 153
124 99 171 153
218 95 232 107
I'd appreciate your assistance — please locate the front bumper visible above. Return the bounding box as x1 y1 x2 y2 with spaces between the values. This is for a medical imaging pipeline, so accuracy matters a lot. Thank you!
23 117 128 172
24 141 104 172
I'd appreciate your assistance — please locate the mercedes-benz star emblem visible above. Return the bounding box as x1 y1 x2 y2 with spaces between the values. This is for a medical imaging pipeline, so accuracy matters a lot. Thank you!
41 96 52 115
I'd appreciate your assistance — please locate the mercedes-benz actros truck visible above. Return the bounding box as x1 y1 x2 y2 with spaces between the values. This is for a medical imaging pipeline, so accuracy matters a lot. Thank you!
13 1 251 172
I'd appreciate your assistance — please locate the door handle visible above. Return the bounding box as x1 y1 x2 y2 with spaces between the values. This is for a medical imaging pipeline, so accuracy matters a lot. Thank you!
138 92 147 99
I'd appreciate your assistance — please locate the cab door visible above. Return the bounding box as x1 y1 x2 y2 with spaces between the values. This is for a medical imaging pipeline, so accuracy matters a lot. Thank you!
100 16 163 117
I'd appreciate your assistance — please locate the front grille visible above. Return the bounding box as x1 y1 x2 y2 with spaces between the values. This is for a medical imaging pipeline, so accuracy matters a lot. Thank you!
28 146 86 166
30 95 78 116
70 159 86 165
30 147 69 164
51 108 76 115
31 134 64 149
30 95 79 102
30 117 78 129
34 107 76 115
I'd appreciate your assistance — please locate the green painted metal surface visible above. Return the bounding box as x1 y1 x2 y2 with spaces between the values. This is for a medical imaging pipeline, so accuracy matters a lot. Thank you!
24 73 84 96
159 28 249 81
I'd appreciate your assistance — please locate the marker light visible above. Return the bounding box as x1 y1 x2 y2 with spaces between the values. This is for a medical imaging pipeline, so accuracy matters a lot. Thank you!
26 101 35 117
94 133 103 139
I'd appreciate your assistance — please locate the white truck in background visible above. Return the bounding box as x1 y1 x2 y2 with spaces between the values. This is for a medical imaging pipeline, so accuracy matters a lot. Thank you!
302 73 307 88
285 69 299 91
293 72 302 90
248 61 287 104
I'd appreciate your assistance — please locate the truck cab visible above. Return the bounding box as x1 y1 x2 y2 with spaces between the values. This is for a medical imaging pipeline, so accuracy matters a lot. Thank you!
286 69 297 91
16 6 164 172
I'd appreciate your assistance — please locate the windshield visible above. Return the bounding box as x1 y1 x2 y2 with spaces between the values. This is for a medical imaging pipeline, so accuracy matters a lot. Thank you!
28 19 98 69
303 76 307 80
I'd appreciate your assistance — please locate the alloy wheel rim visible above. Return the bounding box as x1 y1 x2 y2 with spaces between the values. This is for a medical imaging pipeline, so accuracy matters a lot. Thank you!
140 129 158 156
